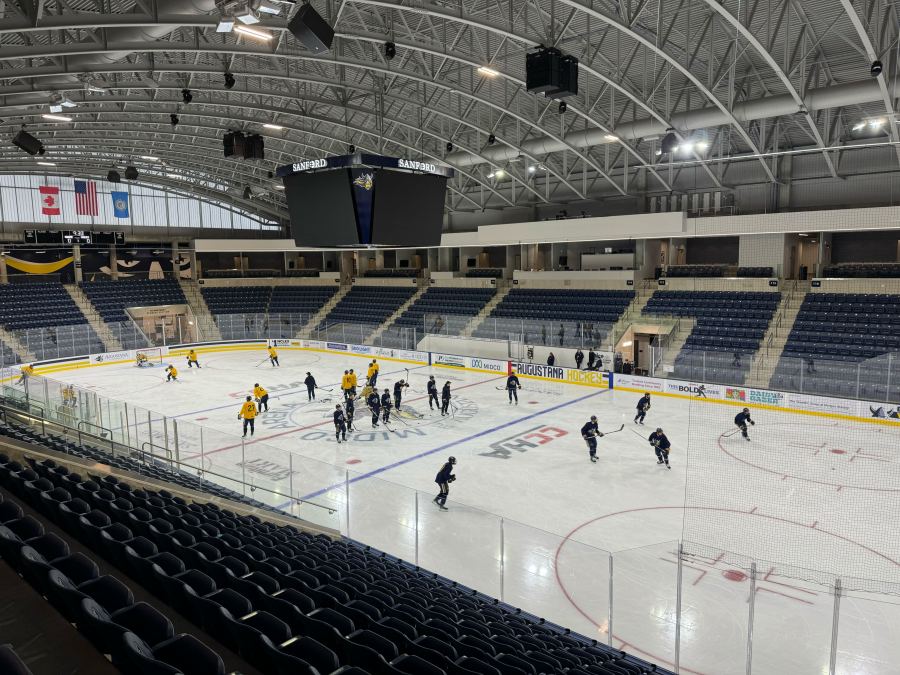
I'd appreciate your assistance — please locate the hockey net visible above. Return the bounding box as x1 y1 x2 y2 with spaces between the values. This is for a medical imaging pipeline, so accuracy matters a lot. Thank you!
135 347 164 366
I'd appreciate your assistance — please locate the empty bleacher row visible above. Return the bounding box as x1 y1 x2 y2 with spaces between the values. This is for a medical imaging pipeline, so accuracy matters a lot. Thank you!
200 285 340 319
664 265 724 278
363 269 419 278
736 267 773 278
0 282 104 359
389 288 496 337
320 286 417 330
643 291 781 383
0 413 672 675
465 269 503 279
80 279 187 324
771 293 900 399
822 263 900 278
473 288 633 346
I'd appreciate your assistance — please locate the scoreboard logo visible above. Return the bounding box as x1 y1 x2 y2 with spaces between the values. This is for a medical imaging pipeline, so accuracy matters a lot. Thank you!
352 173 374 190
398 159 437 173
292 159 328 172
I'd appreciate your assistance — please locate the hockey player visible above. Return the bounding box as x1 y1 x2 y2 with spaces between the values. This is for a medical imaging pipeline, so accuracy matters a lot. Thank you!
648 428 671 469
587 348 596 370
348 369 358 398
575 349 584 370
268 345 280 367
634 393 651 425
341 370 353 401
304 372 316 401
380 388 392 424
427 376 439 410
734 408 755 441
165 364 178 382
186 349 201 368
433 456 457 511
367 389 381 427
581 415 604 463
441 381 452 416
136 353 150 368
61 384 77 407
367 360 379 387
238 395 257 437
345 395 355 432
15 364 34 385
506 372 521 405
547 352 556 366
333 405 347 443
253 383 269 412
393 380 408 410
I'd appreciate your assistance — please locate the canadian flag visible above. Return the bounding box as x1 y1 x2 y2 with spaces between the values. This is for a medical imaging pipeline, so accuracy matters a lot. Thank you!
39 185 60 216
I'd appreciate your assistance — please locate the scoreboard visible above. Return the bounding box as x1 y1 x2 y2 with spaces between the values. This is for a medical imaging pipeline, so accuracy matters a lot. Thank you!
24 230 125 245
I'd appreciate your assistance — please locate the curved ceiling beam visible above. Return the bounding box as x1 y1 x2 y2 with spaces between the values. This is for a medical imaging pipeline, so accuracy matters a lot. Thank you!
837 0 900 168
0 98 523 208
0 42 610 199
2 117 488 210
549 0 776 182
698 0 838 178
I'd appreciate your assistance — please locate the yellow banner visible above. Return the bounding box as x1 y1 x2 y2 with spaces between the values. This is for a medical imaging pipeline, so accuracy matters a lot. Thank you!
5 256 74 275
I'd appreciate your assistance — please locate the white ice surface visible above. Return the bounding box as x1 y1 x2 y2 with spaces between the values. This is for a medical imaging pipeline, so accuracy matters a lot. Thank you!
48 348 900 675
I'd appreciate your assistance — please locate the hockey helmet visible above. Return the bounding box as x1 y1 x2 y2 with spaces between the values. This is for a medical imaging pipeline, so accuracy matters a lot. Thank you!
448 456 457 465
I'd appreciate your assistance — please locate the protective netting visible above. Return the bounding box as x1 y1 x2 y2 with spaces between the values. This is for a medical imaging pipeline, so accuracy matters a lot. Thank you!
682 395 900 594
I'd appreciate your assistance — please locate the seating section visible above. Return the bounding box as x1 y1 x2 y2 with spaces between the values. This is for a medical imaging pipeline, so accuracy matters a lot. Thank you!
466 268 503 279
363 269 419 278
80 279 187 324
473 288 633 346
644 291 780 383
771 293 900 400
320 286 417 329
736 267 773 278
389 288 496 338
269 286 338 316
0 282 102 358
201 286 273 315
664 265 725 277
286 270 322 278
0 424 673 675
0 340 18 366
205 269 283 278
823 263 900 278
0 473 226 674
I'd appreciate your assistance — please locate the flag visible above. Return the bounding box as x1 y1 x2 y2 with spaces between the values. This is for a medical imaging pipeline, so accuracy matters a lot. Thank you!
39 186 60 216
111 191 129 219
74 179 99 216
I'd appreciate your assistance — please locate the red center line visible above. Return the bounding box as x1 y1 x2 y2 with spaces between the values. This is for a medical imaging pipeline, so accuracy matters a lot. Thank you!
181 374 505 462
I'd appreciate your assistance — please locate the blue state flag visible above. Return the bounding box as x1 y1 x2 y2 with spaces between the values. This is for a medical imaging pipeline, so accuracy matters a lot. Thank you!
111 191 129 218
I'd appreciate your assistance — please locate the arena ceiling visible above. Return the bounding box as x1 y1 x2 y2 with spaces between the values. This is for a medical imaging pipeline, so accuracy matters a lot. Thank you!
0 0 897 221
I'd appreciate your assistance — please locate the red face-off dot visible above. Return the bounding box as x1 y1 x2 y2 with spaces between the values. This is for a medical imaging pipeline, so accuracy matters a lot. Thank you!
346 458 362 464
829 449 846 455
722 569 747 582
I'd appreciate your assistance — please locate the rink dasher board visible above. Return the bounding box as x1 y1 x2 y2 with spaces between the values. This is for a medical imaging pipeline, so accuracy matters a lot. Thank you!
614 373 900 428
9 339 899 429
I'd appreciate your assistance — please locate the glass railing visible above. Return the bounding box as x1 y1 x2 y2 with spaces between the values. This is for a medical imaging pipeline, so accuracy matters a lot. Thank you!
447 314 613 349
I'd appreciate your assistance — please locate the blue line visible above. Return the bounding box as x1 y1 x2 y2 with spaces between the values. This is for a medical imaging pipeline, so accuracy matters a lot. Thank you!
299 387 610 501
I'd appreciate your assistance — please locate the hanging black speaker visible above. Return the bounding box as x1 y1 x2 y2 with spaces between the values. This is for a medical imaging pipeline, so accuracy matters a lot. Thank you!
287 4 334 55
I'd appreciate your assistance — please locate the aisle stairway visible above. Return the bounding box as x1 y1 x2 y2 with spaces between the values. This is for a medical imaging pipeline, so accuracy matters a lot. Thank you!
297 286 352 338
461 284 511 337
746 281 807 387
64 285 124 352
366 284 428 344
178 280 222 341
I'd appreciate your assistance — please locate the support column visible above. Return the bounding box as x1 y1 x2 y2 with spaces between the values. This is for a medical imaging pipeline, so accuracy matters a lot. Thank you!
0 251 9 284
72 244 83 283
110 245 119 280
171 240 179 280
339 251 355 284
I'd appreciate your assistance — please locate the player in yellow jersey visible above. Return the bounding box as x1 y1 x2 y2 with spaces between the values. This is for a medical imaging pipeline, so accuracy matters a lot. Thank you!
368 359 380 386
165 364 178 382
238 395 257 437
348 369 358 398
341 370 353 400
268 345 279 367
253 383 269 412
61 384 77 407
186 349 201 368
16 364 34 385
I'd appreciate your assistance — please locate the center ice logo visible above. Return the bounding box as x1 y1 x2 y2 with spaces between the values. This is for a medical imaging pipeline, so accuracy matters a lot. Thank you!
480 425 568 459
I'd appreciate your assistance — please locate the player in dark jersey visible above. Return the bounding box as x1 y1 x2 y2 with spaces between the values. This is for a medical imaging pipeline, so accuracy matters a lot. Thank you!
634 393 651 425
345 395 355 432
380 388 392 424
393 380 408 410
648 427 671 468
506 373 521 405
433 456 456 510
581 416 604 463
367 390 381 427
427 376 439 410
333 405 347 443
734 408 754 441
441 381 451 416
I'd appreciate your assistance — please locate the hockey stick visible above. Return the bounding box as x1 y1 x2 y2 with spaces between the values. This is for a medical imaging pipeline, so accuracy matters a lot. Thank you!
254 358 269 368
722 428 742 438
629 428 650 441
601 424 625 435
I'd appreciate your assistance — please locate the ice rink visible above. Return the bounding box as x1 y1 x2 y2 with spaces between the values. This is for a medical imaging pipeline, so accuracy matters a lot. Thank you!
43 346 900 675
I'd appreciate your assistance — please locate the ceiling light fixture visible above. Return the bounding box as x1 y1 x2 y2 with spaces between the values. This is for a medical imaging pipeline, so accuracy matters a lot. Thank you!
237 4 260 24
604 134 618 141
37 161 56 166
140 155 159 161
477 66 499 77
263 123 284 130
384 42 396 60
42 113 72 122
258 2 281 15
235 25 273 40
224 72 236 89
170 113 179 127
181 89 193 104
527 165 536 173
217 15 235 32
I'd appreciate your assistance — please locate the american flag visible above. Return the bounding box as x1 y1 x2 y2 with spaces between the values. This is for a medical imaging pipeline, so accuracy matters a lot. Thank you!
74 180 99 216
